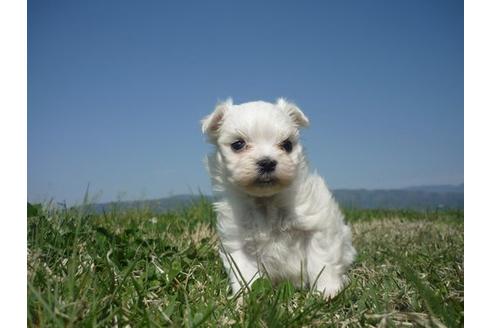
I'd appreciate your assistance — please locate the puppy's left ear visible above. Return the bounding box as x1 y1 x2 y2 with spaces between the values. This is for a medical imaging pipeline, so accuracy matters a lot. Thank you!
201 98 232 139
276 98 309 128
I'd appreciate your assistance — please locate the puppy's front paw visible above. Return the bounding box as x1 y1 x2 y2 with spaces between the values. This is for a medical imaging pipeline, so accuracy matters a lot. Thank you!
316 276 349 300
320 285 342 300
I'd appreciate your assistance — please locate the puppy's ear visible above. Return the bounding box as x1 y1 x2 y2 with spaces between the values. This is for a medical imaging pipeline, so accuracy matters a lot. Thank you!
276 98 309 128
201 98 233 139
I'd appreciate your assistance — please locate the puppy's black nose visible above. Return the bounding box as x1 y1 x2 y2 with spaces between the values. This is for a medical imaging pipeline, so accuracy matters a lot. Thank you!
257 158 277 173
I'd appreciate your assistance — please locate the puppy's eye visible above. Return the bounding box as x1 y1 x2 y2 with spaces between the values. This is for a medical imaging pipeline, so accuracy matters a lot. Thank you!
280 139 293 153
231 139 246 152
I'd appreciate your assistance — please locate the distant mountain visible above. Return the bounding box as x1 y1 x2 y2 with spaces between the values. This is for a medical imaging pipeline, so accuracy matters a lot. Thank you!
332 188 463 210
91 194 206 214
91 184 464 213
401 183 464 193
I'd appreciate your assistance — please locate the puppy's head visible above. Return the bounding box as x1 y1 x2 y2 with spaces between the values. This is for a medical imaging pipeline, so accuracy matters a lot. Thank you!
202 98 309 197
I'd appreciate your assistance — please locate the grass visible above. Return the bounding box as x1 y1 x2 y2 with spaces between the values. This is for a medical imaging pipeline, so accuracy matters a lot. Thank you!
27 200 463 327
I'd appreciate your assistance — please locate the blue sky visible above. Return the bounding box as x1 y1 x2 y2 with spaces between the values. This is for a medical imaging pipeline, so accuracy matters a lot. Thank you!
28 0 463 204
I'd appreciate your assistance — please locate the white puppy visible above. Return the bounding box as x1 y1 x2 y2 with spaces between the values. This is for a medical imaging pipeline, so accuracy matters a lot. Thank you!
201 98 356 299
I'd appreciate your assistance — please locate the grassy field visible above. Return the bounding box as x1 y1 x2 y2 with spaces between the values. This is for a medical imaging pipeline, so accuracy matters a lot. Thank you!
27 200 463 327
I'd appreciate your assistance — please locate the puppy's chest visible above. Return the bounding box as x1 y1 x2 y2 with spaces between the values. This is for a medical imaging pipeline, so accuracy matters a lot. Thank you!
241 205 308 263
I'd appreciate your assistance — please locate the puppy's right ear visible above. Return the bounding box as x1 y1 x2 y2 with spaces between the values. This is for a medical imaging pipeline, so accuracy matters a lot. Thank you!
201 99 232 139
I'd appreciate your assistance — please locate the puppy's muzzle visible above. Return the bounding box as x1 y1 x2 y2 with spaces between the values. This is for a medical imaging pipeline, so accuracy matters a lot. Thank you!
257 158 277 174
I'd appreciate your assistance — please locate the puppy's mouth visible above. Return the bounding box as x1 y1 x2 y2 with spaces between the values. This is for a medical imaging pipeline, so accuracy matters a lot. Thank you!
254 175 277 186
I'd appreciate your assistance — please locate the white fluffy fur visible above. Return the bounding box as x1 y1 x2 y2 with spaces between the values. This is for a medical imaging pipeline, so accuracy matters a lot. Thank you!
201 99 356 299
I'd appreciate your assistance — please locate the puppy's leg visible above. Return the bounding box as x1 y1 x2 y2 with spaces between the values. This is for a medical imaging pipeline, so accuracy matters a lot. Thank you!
306 237 349 300
220 249 260 295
